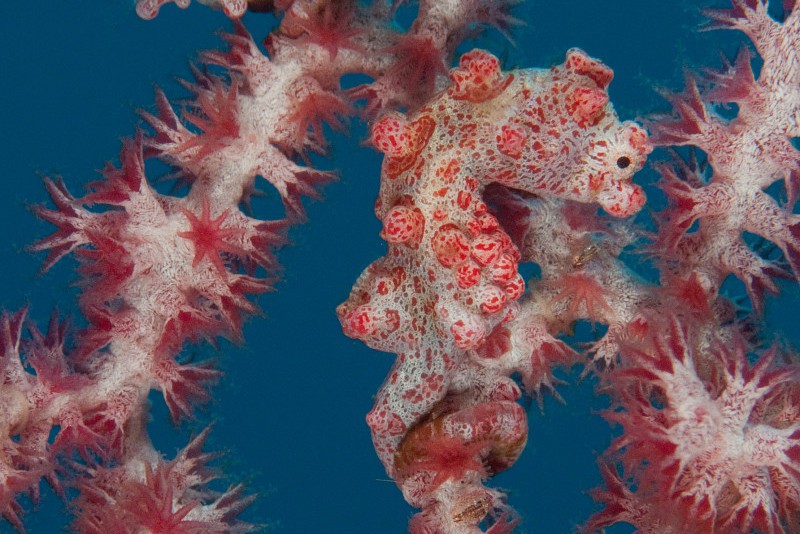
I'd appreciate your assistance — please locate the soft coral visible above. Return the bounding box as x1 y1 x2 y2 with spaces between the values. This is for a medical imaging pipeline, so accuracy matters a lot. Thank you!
179 197 247 274
282 76 352 158
71 428 256 534
350 34 449 115
290 1 363 60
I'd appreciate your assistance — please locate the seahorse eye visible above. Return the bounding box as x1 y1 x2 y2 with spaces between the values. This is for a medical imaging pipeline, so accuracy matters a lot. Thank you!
616 156 631 169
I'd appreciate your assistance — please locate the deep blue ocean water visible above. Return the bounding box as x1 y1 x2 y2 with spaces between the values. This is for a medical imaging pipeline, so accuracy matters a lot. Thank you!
1 1 798 533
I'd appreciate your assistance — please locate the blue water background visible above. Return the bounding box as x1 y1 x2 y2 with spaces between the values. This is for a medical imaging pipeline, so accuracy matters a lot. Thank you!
1 1 798 532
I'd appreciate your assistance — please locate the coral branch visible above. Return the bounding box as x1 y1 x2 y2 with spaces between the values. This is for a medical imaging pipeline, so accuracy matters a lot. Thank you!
4 1 540 531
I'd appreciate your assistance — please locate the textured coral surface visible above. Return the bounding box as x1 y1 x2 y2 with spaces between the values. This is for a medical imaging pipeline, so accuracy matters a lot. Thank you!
3 0 800 533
